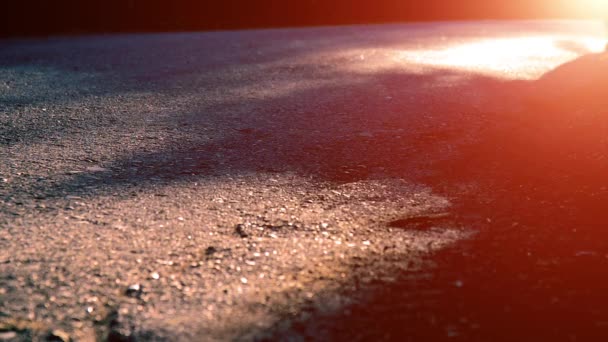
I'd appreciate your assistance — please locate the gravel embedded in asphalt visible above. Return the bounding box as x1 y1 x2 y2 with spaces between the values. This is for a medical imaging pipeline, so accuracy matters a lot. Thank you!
1 20 607 341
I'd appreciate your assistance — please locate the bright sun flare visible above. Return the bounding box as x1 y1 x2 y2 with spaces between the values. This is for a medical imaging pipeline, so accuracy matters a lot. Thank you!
398 35 605 80
562 0 608 17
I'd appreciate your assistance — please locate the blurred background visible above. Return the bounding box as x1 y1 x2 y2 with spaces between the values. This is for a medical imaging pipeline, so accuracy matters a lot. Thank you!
1 0 606 37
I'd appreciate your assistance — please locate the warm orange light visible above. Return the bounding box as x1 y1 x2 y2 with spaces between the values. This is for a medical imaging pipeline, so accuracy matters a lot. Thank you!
557 0 608 18
398 35 604 80
581 0 608 13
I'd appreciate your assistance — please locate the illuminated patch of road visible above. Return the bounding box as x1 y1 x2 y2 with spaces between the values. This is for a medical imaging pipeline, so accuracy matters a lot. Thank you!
397 35 604 80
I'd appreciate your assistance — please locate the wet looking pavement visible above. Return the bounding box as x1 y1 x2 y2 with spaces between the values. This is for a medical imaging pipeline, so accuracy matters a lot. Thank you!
1 21 608 341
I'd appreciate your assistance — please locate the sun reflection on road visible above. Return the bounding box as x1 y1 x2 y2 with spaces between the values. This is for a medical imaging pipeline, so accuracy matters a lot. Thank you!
398 35 605 80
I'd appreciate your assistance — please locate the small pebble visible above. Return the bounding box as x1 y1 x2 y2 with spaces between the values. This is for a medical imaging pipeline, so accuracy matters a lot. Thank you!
49 329 70 342
0 332 17 340
126 284 143 298
235 224 248 238
86 166 109 172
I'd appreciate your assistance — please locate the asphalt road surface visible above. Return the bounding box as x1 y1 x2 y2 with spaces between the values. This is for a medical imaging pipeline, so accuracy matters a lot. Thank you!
2 21 608 341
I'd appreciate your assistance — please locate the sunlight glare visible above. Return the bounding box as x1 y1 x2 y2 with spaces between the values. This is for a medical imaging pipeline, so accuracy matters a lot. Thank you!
398 36 605 80
565 0 608 17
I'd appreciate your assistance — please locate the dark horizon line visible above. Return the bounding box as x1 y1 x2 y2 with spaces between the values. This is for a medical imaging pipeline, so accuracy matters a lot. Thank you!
1 0 602 39
1 17 599 40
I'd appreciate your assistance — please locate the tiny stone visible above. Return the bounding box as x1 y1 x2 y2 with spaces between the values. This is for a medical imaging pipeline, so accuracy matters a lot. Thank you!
49 329 71 342
86 166 109 172
0 332 17 340
151 272 160 280
128 284 141 291
126 284 143 298
235 224 248 238
240 277 248 284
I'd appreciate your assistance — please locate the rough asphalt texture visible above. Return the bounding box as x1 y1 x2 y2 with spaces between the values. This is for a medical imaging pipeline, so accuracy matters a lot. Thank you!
1 21 608 341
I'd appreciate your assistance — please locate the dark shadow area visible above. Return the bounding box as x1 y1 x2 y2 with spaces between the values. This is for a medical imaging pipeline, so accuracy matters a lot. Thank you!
6 66 512 202
388 212 452 231
256 53 608 340
1 24 476 146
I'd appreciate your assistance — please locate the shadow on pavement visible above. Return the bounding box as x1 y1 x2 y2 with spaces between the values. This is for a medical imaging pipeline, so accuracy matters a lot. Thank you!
256 53 608 341
4 61 514 200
